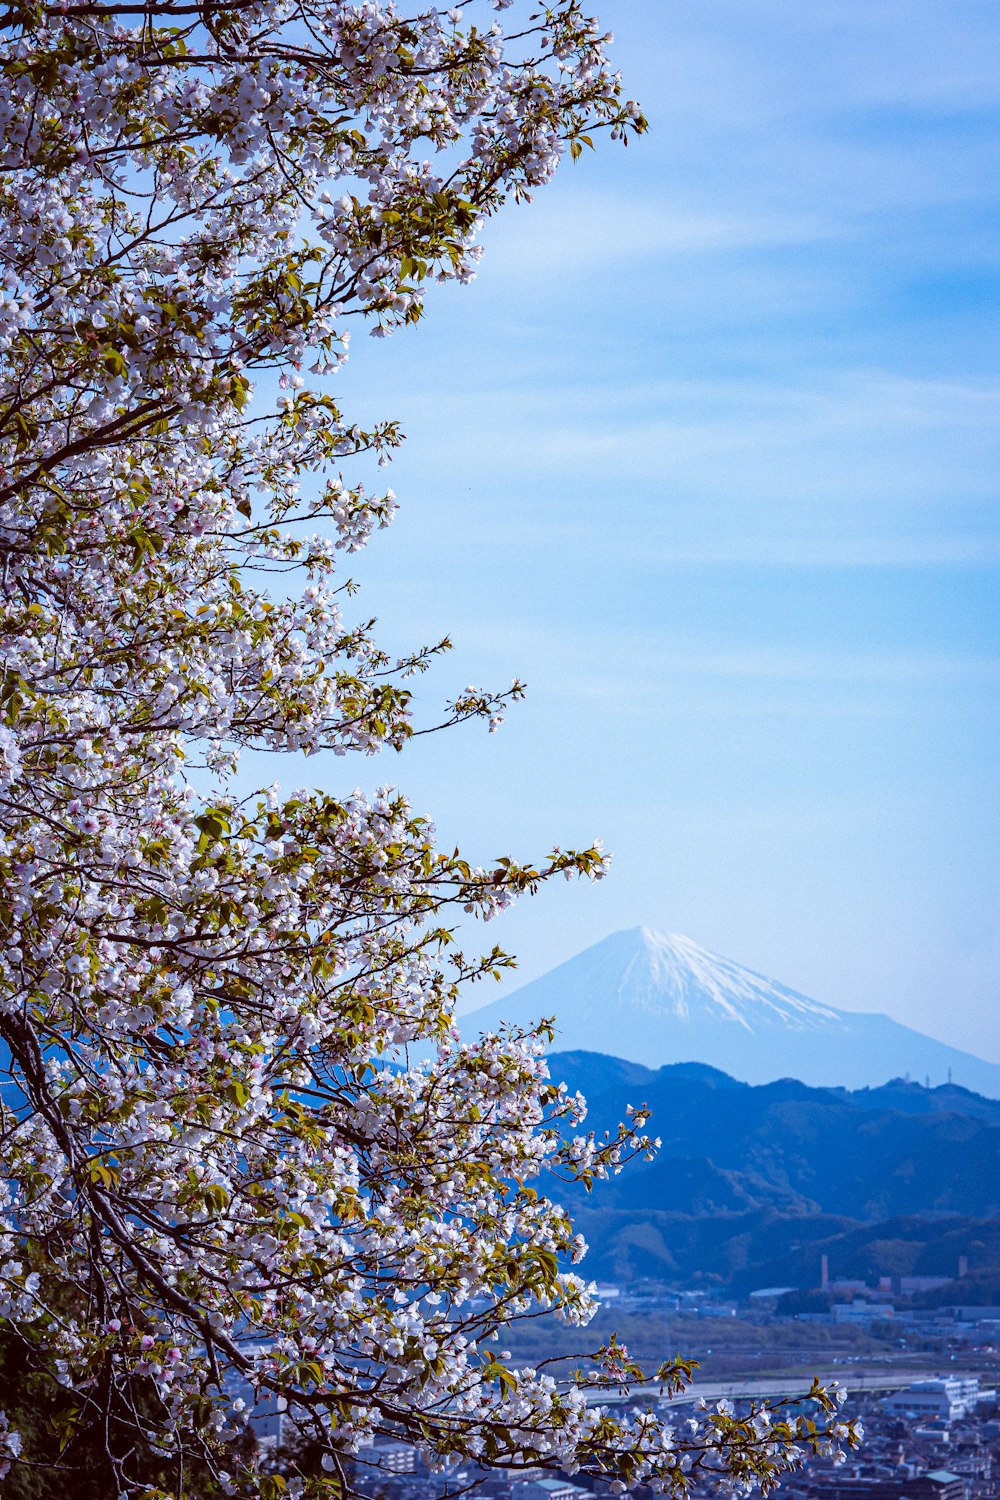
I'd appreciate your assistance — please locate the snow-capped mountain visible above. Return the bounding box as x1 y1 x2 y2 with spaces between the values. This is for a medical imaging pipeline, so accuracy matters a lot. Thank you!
460 928 1000 1097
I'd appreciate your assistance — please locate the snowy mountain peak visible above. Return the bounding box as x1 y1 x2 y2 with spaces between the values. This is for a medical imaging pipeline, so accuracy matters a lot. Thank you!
460 927 1000 1096
580 927 841 1031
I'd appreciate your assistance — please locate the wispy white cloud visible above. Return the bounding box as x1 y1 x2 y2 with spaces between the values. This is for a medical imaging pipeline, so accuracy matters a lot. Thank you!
596 538 1000 567
483 196 846 275
611 0 1000 127
382 372 1000 569
442 616 1000 690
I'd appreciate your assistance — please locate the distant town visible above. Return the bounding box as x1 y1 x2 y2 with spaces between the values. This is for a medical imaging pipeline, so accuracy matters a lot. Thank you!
247 1271 1000 1499
335 1378 999 1500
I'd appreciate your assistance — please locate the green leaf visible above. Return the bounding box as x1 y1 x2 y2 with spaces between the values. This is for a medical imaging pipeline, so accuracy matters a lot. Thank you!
195 809 231 842
102 346 127 376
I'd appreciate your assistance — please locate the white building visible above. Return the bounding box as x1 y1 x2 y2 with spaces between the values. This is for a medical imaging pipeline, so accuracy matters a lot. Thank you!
881 1377 981 1422
369 1440 418 1475
512 1480 592 1500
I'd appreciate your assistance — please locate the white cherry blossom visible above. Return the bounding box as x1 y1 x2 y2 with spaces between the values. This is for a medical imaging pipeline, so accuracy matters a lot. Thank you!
0 3 858 1496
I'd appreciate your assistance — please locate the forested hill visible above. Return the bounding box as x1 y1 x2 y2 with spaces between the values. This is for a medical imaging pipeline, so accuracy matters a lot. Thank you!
550 1051 1000 1290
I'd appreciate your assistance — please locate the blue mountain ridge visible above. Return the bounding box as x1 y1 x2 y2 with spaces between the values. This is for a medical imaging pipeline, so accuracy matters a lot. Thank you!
539 1049 1000 1291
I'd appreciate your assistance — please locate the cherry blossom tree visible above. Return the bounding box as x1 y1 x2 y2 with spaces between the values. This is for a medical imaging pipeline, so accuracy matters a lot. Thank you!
0 2 860 1496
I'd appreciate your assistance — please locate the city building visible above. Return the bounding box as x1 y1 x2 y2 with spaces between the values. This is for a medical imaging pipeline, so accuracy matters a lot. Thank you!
882 1381 983 1424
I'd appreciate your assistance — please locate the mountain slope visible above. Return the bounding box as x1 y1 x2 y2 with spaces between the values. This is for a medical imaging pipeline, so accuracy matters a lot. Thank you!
567 1205 1000 1290
546 1052 1000 1221
461 928 1000 1096
540 1052 1000 1290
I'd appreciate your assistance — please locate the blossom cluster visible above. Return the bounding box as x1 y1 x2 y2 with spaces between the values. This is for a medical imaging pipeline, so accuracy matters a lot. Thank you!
0 2 858 1496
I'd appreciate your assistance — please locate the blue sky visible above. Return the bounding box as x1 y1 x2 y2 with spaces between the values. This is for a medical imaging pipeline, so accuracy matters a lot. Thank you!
268 0 1000 1061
